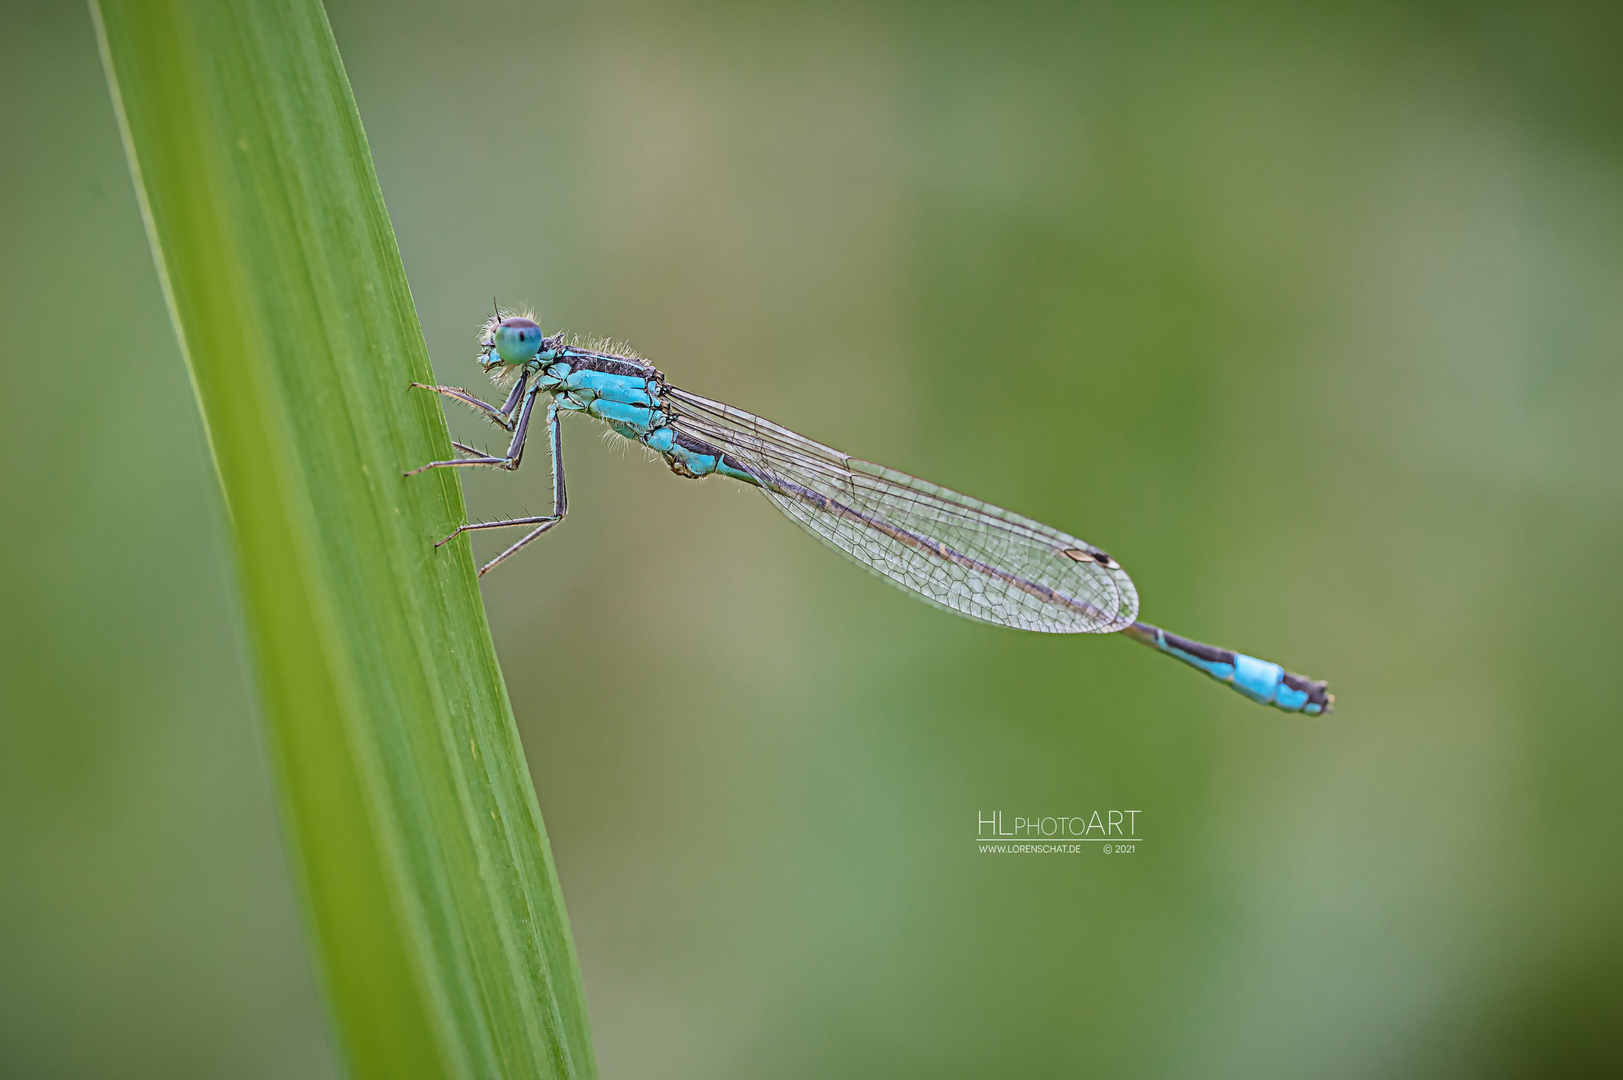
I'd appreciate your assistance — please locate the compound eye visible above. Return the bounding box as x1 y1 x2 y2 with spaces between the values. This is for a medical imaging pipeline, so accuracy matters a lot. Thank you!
494 317 544 363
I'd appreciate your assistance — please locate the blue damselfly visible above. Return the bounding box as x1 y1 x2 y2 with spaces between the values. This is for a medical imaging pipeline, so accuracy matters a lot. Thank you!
408 312 1332 714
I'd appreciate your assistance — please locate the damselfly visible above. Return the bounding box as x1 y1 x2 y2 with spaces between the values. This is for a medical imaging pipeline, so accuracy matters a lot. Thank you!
408 311 1333 714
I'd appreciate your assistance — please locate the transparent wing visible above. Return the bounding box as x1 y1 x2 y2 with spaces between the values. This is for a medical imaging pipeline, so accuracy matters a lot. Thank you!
665 387 1138 633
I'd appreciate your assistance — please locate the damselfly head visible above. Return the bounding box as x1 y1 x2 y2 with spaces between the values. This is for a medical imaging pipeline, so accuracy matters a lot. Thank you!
491 316 545 364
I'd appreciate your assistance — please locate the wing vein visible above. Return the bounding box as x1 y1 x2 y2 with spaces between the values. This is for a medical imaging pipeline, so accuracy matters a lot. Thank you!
665 386 1138 633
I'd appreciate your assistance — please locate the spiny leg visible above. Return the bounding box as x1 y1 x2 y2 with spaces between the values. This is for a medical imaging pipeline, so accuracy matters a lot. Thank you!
506 384 541 470
435 513 560 549
438 437 516 462
404 383 543 476
475 401 568 576
409 371 528 431
496 373 529 418
479 520 562 576
431 400 569 575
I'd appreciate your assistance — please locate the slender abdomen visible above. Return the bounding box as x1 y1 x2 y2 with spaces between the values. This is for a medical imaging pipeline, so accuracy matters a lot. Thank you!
1122 622 1333 714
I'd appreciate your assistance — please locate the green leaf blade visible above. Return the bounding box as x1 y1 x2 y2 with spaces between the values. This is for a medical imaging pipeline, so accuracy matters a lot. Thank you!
91 2 596 1077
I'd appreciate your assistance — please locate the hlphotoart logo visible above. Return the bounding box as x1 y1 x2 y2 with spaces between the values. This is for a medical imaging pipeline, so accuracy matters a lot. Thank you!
976 810 1143 855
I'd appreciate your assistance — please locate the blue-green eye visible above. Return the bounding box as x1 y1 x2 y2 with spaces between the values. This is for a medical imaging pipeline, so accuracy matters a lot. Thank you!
494 317 544 363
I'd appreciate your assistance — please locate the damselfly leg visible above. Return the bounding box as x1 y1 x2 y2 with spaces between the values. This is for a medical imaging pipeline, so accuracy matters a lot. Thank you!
404 380 542 475
428 399 569 576
409 371 529 431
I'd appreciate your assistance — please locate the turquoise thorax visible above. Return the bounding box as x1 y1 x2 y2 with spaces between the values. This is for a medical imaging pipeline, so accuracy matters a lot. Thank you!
498 349 749 483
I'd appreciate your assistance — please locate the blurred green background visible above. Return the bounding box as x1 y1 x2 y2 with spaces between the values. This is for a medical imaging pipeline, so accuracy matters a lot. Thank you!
4 1 1621 1077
